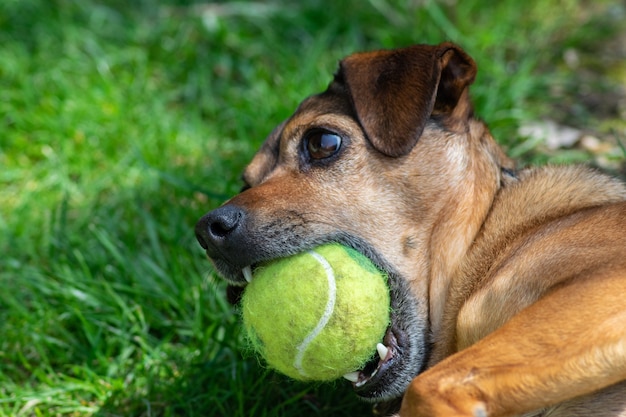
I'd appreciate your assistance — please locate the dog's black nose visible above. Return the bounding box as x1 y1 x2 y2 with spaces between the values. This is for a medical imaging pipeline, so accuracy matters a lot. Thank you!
195 205 245 250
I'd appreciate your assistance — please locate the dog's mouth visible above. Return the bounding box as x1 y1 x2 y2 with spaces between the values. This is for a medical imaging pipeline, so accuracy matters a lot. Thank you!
344 324 406 391
350 266 428 403
227 249 429 403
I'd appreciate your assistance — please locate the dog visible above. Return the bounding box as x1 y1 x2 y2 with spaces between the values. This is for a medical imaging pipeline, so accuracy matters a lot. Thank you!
195 42 626 416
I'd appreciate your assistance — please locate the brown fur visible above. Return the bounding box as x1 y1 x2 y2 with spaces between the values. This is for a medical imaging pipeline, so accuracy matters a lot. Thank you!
195 43 626 416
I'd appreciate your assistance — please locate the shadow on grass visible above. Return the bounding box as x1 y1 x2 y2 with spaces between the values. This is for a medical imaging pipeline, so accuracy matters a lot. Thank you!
95 352 375 417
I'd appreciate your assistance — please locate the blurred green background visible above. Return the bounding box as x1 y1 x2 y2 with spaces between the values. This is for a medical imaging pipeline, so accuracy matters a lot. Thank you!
0 0 625 416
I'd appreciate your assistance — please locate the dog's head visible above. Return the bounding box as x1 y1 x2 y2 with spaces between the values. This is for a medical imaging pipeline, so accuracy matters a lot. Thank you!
196 43 511 402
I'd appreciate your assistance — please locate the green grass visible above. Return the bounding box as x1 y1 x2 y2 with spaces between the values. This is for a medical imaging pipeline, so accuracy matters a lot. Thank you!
0 0 624 416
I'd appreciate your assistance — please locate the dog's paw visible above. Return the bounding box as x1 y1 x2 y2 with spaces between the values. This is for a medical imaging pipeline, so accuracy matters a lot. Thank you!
399 372 488 417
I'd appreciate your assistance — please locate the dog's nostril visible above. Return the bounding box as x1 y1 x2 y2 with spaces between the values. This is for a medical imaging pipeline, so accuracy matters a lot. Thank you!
210 219 235 238
195 205 245 251
200 205 245 243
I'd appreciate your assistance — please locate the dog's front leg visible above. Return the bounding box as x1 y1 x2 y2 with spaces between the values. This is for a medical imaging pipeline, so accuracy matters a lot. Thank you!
400 270 626 417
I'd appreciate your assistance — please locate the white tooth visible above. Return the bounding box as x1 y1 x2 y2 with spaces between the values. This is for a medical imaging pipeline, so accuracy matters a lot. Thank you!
343 371 360 382
242 266 252 283
376 343 389 361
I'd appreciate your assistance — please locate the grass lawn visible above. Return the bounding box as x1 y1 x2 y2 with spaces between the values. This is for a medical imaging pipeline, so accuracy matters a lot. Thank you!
0 0 624 416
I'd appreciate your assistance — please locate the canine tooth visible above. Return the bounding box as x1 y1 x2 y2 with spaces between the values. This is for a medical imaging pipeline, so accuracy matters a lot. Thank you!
376 343 389 361
343 371 360 382
242 266 252 283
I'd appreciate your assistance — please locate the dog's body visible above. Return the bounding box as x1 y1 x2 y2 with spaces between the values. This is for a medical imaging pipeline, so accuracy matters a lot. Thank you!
195 43 626 416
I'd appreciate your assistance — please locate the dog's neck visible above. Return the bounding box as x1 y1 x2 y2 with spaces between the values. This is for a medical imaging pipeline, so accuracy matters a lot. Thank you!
427 157 626 365
423 120 511 340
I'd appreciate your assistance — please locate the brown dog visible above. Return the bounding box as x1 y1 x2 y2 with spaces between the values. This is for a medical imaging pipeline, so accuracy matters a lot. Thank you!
195 43 626 416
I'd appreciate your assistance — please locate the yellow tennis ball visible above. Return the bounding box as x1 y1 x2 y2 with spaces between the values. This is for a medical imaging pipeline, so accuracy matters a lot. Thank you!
241 243 390 381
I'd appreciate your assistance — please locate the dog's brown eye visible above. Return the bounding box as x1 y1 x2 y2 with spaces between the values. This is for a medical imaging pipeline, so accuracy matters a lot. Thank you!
306 131 342 160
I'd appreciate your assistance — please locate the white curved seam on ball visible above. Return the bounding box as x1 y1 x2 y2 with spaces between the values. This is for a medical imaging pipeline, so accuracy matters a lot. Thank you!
293 250 337 377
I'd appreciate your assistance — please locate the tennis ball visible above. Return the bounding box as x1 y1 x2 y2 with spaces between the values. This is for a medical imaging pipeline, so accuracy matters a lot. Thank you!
241 243 390 381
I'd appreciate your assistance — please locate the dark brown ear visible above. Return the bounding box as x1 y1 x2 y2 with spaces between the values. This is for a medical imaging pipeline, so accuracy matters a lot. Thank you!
338 42 476 157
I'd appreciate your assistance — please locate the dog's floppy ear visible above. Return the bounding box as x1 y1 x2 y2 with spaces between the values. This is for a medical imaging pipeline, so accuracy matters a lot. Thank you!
339 42 476 157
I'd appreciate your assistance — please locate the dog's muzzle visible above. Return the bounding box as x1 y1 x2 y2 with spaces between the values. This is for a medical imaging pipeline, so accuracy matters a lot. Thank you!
195 205 430 403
